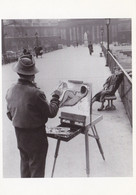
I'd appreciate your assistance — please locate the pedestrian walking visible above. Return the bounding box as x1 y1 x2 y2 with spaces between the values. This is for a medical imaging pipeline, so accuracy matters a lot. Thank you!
34 46 39 58
34 46 43 58
6 54 61 178
23 48 27 55
88 41 93 55
23 48 31 55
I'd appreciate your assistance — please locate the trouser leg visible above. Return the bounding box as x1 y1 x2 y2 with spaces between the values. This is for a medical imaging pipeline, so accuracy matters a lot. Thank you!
19 149 31 178
100 93 106 102
98 93 105 111
97 102 105 111
29 143 48 178
91 97 96 103
15 127 48 178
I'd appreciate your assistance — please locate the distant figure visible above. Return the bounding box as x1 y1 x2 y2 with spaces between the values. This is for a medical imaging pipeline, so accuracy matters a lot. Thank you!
23 48 31 55
92 70 123 111
59 85 88 107
88 41 93 55
34 46 43 58
23 48 27 55
39 46 43 57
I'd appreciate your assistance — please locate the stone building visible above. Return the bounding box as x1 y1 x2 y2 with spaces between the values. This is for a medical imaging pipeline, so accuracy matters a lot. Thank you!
2 19 131 54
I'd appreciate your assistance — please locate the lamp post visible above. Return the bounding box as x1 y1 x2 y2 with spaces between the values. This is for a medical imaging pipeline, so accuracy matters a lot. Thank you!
35 32 39 47
2 30 8 64
2 19 16 55
25 33 28 50
105 19 110 66
100 27 104 45
2 20 6 56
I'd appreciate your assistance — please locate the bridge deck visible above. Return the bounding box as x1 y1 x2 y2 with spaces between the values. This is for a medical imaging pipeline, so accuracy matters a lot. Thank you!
2 44 132 177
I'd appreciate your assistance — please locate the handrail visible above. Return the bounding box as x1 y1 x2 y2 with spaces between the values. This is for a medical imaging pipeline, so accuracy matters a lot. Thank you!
101 44 132 126
108 51 132 83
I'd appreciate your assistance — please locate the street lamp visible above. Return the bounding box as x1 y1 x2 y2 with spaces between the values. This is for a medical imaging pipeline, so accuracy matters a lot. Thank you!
25 33 28 50
2 19 16 55
105 18 110 66
35 32 39 47
100 27 104 45
2 32 7 64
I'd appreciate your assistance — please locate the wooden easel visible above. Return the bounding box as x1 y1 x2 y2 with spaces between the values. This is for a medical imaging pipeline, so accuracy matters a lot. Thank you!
47 112 105 177
47 80 105 177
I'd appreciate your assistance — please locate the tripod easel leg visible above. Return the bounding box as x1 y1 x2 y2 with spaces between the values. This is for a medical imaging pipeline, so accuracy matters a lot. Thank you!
51 139 61 177
85 129 90 177
91 125 105 160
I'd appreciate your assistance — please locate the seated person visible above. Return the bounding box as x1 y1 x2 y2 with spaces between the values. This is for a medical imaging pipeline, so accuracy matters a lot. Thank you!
59 85 88 107
92 69 123 111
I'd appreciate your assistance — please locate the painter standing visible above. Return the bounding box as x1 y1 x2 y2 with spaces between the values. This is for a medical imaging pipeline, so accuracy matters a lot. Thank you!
5 54 61 177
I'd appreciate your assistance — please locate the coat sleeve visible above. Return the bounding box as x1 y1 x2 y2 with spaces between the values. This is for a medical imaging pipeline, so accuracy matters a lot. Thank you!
103 76 111 89
5 89 12 121
36 90 60 120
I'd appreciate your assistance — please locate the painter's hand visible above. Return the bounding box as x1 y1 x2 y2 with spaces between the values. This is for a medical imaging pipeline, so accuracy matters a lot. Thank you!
52 90 62 99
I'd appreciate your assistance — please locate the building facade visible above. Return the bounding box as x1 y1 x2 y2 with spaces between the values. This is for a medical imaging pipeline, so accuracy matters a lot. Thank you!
2 19 131 54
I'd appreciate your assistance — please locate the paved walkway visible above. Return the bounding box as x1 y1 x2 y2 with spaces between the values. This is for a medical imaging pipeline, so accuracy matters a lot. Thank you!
2 44 132 178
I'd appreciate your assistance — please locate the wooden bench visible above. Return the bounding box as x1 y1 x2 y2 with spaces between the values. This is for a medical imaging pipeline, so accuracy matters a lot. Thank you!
99 72 123 111
104 95 117 110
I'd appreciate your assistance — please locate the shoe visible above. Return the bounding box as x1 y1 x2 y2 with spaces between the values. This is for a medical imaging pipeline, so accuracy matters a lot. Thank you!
97 105 104 111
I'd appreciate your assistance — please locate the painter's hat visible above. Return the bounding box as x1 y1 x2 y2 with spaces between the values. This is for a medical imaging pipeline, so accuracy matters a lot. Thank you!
13 54 39 75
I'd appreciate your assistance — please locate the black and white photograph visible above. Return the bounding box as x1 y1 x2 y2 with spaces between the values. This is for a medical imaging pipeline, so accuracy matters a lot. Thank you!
0 1 136 195
2 18 132 178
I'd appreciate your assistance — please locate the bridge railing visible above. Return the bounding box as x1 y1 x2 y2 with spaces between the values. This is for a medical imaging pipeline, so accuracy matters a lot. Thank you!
101 44 132 126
